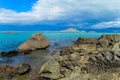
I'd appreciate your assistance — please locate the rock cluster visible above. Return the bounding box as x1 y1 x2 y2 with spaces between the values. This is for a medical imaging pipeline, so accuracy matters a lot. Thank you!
73 34 120 52
39 34 120 80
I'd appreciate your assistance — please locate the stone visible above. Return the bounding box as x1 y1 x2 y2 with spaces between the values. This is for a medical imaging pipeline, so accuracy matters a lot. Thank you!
39 59 61 79
17 63 31 75
18 33 50 52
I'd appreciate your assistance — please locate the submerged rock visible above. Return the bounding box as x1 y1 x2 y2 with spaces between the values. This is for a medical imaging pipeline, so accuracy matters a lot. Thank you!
18 33 50 52
39 59 61 79
1 50 18 57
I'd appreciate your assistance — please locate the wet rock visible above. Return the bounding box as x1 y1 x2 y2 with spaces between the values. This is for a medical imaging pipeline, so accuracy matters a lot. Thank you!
18 33 50 52
19 50 31 55
39 59 61 79
17 63 31 75
1 50 18 57
50 50 57 56
74 37 98 45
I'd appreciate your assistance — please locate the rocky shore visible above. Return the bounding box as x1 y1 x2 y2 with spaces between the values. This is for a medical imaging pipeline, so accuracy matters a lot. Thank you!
0 33 120 80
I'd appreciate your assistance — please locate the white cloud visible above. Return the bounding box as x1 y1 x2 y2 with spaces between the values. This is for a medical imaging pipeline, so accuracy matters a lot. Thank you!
0 0 120 25
92 18 120 29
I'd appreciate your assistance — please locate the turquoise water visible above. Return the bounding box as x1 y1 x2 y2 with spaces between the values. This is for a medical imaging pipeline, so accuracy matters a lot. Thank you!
0 32 119 65
0 32 105 52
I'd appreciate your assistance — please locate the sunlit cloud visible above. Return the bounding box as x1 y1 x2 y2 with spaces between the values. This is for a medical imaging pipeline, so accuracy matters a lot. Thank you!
92 18 120 29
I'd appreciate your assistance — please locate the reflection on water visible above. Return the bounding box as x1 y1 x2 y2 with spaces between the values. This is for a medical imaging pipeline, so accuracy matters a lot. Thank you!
25 50 52 67
0 50 52 68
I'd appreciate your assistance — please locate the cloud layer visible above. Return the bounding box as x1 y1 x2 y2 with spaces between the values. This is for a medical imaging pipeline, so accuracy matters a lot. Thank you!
0 0 120 28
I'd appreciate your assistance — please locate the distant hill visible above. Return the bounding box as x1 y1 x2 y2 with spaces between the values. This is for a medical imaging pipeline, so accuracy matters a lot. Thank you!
60 28 80 32
4 31 18 34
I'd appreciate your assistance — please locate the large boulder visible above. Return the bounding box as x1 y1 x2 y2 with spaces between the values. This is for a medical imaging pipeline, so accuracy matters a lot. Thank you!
97 34 120 50
39 59 61 79
18 33 50 52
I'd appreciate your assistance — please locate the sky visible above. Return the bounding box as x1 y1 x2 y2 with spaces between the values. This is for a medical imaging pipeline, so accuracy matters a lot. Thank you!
0 0 120 32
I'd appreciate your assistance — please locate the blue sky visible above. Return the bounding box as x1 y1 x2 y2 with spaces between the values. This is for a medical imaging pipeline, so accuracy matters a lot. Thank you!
0 0 120 32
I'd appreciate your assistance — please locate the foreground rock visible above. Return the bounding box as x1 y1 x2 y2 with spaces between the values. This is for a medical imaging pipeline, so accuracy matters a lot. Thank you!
0 63 31 78
39 59 61 79
17 63 31 75
18 33 50 52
